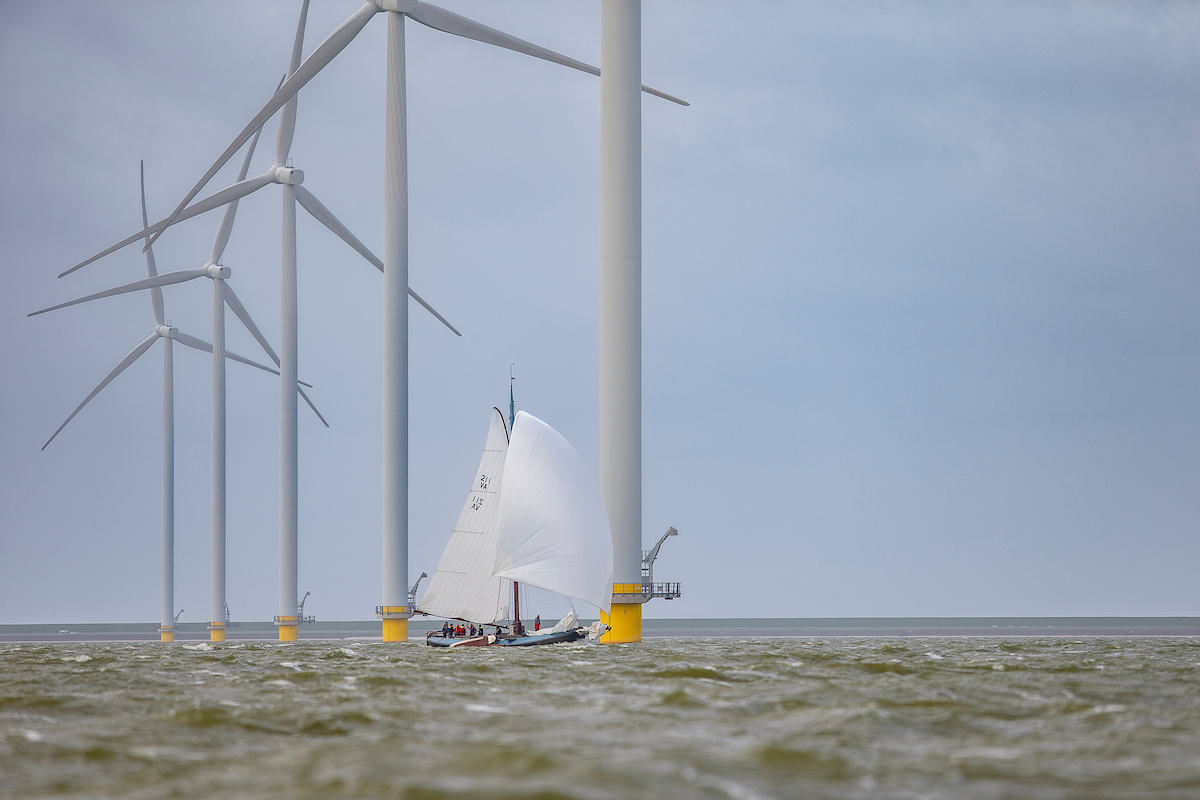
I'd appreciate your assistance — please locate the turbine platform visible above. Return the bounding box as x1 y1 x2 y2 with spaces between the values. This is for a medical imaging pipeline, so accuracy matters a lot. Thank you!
611 582 682 604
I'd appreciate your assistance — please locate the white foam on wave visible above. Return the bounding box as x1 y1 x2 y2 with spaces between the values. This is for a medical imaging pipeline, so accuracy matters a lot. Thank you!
680 765 766 800
60 654 92 663
465 703 506 714
182 643 214 652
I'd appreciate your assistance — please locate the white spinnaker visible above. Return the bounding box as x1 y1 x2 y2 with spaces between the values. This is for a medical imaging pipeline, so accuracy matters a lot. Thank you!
494 411 614 614
419 408 511 623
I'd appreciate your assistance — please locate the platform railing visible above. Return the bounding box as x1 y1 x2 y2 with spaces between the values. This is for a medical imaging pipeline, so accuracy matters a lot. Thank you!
612 582 682 600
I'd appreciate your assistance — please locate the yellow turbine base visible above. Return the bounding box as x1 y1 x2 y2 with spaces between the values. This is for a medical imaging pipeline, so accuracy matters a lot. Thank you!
209 627 226 643
160 630 173 643
382 618 409 642
601 603 642 643
279 625 298 642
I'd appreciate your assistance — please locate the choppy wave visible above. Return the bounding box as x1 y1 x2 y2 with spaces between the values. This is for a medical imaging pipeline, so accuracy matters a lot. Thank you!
2 637 1199 798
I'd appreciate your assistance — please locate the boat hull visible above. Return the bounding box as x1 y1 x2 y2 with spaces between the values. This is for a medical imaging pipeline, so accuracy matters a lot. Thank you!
426 634 494 648
498 628 587 646
425 628 587 648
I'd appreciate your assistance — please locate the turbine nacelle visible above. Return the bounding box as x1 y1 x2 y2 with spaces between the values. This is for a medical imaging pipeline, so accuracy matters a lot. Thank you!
271 165 304 185
155 324 177 339
204 264 231 280
376 0 417 11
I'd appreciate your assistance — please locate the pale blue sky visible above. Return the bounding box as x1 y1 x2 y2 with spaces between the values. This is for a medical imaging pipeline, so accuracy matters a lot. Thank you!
2 1 1199 623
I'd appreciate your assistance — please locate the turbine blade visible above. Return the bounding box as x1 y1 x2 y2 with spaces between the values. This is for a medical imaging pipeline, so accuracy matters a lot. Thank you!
407 3 597 75
30 269 208 318
276 0 312 165
171 330 213 355
144 1 379 253
408 288 461 336
225 348 280 376
639 84 688 107
298 385 329 428
287 1 310 79
221 285 313 386
62 226 155 279
41 332 160 450
140 161 165 325
174 329 282 377
406 2 688 105
294 186 460 335
223 284 280 367
210 123 267 265
295 184 382 272
60 173 274 279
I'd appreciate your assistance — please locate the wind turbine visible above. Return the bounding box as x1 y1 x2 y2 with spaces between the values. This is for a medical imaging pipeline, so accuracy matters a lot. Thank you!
135 0 685 642
31 161 285 643
33 125 327 642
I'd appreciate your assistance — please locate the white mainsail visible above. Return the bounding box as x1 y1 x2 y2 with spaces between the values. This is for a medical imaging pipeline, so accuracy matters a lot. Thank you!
418 408 511 623
494 411 614 614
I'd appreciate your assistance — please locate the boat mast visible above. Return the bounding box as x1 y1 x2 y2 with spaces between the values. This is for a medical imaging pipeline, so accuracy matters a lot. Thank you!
509 363 516 432
506 364 522 636
512 580 522 636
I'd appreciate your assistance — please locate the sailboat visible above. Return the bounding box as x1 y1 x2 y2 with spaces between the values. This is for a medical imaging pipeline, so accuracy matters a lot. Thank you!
418 405 612 648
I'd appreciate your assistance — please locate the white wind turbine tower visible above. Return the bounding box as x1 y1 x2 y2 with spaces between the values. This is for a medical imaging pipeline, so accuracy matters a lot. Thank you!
600 0 671 644
34 126 327 642
141 0 685 642
30 161 286 643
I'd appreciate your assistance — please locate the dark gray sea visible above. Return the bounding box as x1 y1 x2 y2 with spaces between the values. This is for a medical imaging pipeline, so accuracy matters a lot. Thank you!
2 637 1199 799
